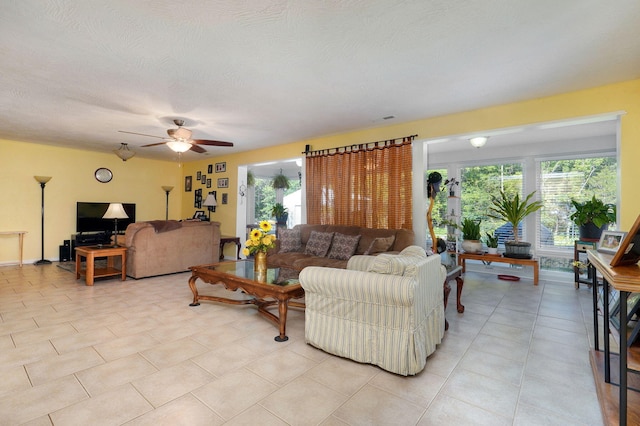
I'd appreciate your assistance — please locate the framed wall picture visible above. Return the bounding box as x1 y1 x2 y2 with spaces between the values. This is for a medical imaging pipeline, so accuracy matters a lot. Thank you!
610 214 640 267
201 174 206 184
222 193 228 204
215 162 226 173
196 171 201 180
194 188 202 208
206 178 211 188
598 230 627 254
185 176 192 192
208 164 213 174
217 177 229 188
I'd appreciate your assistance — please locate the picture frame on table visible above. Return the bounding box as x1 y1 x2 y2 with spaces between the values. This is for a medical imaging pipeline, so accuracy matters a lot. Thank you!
193 210 205 219
217 177 229 188
610 214 640 267
598 230 627 254
215 162 226 173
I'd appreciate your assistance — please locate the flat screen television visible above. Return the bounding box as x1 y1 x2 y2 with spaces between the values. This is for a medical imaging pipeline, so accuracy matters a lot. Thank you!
76 202 136 234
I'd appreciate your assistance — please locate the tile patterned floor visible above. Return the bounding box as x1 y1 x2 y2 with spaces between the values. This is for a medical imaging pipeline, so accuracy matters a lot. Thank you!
0 263 603 425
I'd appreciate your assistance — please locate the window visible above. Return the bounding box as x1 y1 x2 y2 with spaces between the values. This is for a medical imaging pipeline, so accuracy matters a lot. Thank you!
538 156 617 249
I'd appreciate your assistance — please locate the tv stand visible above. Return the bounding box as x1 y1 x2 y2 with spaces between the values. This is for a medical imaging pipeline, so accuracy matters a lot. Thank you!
71 232 112 254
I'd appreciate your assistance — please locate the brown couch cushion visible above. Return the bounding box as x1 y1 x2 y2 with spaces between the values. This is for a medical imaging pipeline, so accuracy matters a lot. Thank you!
304 231 334 257
327 233 361 260
364 236 396 255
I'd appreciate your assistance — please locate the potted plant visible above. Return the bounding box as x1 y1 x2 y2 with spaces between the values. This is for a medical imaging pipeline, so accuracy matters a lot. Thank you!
484 232 499 255
271 203 289 225
444 178 459 197
271 172 290 190
569 195 616 240
460 217 482 253
488 190 543 258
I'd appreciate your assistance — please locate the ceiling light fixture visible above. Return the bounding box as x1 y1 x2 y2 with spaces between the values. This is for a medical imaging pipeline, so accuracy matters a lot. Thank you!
166 141 192 153
469 136 488 148
114 143 136 161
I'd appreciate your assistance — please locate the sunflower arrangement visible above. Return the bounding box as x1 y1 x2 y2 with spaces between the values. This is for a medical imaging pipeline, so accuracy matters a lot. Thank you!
242 220 277 256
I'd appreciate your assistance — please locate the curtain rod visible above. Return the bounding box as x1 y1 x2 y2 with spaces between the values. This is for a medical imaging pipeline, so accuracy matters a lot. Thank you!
303 134 418 156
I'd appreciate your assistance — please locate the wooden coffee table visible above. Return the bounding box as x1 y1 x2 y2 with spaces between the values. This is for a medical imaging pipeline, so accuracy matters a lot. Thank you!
188 260 305 342
75 245 127 286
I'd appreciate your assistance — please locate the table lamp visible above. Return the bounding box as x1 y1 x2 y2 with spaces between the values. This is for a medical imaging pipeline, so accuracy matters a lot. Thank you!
102 203 129 246
202 193 217 220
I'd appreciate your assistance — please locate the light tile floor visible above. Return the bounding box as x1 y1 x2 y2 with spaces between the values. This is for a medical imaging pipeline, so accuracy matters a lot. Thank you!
0 263 604 425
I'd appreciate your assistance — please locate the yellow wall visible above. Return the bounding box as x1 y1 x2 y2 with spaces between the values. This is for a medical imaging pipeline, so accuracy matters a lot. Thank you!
194 78 640 232
2 78 639 264
0 140 181 264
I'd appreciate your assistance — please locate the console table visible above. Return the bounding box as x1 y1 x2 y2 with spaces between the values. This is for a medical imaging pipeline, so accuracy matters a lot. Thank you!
458 252 539 285
588 249 640 425
0 231 27 266
219 236 241 261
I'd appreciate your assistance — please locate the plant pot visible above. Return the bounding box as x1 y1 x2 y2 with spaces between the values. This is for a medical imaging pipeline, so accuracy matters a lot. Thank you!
276 212 288 225
487 247 498 255
504 241 532 258
579 222 607 241
461 240 483 254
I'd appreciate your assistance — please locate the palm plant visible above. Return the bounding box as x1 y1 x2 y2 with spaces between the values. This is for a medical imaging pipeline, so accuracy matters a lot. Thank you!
488 190 543 242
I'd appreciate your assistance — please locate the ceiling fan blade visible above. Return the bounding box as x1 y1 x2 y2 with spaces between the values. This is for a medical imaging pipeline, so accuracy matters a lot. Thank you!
189 144 206 153
193 139 234 147
141 142 168 147
118 130 164 139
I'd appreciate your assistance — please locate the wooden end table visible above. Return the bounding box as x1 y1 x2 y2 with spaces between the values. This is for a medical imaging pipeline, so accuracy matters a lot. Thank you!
188 260 304 342
75 245 127 286
443 265 464 331
458 252 539 285
219 236 242 260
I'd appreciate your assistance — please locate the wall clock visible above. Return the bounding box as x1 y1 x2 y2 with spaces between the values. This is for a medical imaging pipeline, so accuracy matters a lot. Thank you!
95 167 113 183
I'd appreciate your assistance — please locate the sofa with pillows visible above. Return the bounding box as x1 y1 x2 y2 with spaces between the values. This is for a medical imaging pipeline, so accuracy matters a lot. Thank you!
300 246 446 375
266 224 415 271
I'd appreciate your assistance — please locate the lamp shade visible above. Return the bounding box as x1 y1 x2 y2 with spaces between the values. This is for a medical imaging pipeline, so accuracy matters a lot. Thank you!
34 176 52 184
162 185 174 193
114 143 136 161
469 136 488 148
166 141 192 153
102 203 129 219
202 194 217 207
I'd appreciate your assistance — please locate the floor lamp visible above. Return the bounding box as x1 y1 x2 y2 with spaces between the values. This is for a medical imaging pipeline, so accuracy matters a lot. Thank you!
102 203 129 247
162 186 174 220
34 176 52 265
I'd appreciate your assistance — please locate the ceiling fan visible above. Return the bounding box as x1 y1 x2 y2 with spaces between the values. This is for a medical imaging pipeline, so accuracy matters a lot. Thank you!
118 119 234 153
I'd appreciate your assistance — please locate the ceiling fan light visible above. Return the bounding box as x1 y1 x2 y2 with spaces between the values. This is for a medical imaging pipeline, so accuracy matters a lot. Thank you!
469 136 488 148
166 141 192 153
170 127 192 140
114 143 136 161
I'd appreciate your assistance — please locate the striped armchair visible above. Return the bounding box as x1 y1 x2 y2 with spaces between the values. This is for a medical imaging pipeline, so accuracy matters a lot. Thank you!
299 247 446 376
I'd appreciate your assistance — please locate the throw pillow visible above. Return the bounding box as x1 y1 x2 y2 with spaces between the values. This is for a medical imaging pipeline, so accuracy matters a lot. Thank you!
367 253 422 276
304 231 334 257
364 236 396 255
399 245 427 258
278 228 302 253
327 233 361 260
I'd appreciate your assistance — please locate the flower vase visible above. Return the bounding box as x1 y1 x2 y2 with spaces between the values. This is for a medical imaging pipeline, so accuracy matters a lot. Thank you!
254 251 267 277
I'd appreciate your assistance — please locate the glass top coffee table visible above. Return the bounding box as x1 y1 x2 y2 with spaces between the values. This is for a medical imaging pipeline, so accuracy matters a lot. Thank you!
188 260 304 342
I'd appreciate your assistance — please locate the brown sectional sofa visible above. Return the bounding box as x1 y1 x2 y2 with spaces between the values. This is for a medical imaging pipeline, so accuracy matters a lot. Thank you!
119 220 221 279
267 224 415 271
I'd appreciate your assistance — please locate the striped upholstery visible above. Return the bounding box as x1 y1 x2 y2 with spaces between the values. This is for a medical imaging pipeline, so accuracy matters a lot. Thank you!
300 248 445 376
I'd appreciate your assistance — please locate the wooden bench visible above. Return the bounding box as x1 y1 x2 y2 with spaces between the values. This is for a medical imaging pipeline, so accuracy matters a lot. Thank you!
457 252 539 285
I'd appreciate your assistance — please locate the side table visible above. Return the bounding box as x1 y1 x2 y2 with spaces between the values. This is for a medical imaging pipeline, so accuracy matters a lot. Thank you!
219 236 242 261
75 245 127 286
574 239 598 288
443 265 464 330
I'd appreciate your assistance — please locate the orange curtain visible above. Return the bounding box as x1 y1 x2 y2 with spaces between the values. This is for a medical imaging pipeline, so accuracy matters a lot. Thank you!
306 136 414 229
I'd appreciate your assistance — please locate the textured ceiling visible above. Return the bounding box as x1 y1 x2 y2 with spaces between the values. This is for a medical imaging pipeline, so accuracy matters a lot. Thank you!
1 0 639 161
